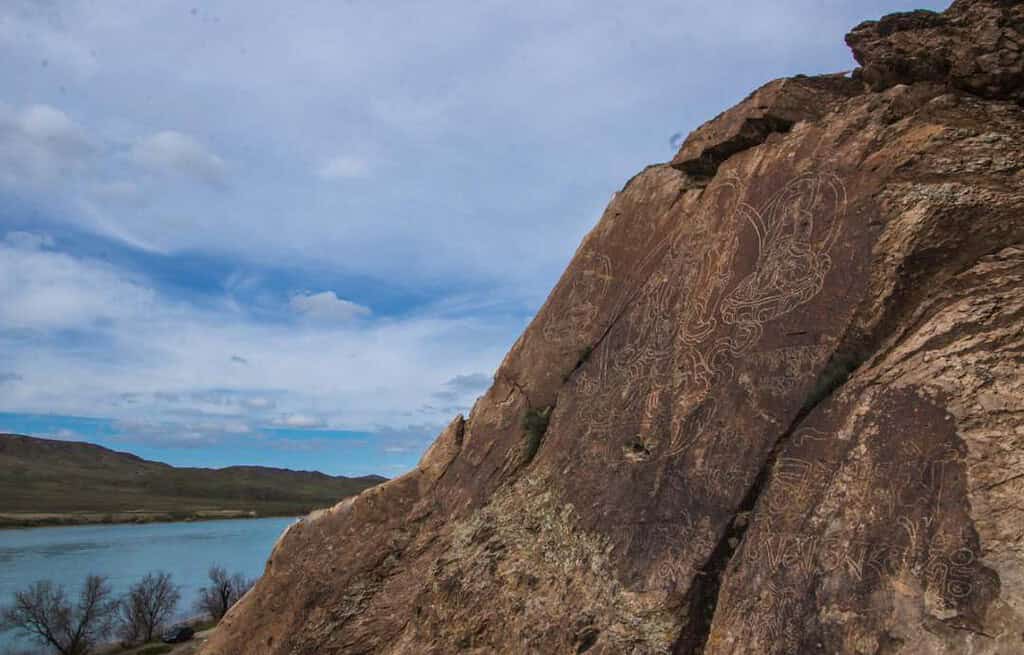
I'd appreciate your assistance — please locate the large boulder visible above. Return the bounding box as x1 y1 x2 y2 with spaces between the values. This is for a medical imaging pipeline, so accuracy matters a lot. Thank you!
846 0 1024 102
202 1 1024 653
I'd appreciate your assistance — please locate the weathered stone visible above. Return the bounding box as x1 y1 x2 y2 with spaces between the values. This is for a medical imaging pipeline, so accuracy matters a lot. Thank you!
202 1 1024 653
847 0 1024 102
416 414 464 483
670 75 863 180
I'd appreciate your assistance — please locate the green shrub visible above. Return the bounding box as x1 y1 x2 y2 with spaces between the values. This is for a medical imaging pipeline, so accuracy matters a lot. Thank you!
521 406 552 465
578 345 593 364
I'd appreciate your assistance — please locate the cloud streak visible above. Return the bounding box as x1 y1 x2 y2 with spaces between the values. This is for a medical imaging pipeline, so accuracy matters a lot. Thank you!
272 414 326 429
0 103 93 188
0 0 949 300
0 232 511 450
290 291 371 322
317 155 370 180
132 130 227 188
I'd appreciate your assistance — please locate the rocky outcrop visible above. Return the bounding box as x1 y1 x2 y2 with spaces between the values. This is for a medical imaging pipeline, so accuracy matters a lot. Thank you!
201 1 1024 653
846 0 1024 102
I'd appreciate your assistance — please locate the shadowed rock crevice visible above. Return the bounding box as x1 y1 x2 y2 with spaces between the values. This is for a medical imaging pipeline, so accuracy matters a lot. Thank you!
670 74 863 184
562 345 594 383
671 505 751 655
574 625 600 653
671 346 867 655
672 115 795 182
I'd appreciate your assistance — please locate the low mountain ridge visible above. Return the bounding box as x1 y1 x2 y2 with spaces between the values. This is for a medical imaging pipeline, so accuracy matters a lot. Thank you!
0 433 385 526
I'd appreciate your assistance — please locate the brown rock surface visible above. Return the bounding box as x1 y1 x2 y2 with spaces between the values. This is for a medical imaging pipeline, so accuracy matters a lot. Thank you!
202 1 1024 653
846 0 1024 102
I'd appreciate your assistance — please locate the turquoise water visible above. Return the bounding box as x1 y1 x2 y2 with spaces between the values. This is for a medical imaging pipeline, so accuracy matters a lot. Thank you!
0 517 295 654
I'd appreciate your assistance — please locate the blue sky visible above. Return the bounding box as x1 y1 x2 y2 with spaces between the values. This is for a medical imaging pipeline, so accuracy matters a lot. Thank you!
0 0 947 477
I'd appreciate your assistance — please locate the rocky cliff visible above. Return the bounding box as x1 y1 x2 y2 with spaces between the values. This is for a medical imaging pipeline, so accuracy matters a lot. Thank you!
202 1 1024 653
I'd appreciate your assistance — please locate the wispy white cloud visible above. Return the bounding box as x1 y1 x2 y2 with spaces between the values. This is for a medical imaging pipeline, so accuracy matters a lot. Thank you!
0 0 949 297
0 102 93 188
370 423 447 458
132 130 227 188
242 396 275 410
89 180 147 207
290 291 371 322
3 231 55 250
17 104 91 153
272 413 326 429
431 371 491 404
263 436 363 453
0 230 156 330
317 155 370 180
0 232 510 447
444 372 491 393
111 418 230 448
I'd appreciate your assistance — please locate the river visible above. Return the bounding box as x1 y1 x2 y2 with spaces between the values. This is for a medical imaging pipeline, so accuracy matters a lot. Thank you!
0 517 294 654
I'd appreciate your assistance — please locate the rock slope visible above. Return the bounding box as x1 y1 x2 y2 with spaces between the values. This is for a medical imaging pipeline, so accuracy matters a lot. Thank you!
202 1 1024 653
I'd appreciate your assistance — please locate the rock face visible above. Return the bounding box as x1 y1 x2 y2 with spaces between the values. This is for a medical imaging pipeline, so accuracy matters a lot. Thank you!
202 1 1024 653
846 0 1024 102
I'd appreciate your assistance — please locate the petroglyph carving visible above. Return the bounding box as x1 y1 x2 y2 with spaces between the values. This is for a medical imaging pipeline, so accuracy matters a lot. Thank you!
542 251 614 346
740 529 980 600
688 462 749 498
571 173 846 460
790 427 830 448
844 454 957 521
720 175 845 351
763 457 834 522
749 344 833 395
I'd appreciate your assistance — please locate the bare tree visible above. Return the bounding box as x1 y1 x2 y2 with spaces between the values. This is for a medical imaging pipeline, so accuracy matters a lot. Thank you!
117 571 181 644
194 566 254 622
0 575 117 655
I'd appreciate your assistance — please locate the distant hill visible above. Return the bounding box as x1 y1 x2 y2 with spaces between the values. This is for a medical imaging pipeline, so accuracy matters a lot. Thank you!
0 433 386 527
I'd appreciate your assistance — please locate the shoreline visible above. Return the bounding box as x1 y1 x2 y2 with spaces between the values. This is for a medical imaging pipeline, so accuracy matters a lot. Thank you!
0 509 306 530
94 617 218 655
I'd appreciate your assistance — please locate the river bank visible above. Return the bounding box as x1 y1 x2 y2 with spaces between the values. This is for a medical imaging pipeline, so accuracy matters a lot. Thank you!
0 517 291 654
95 621 217 655
0 433 384 531
0 509 305 529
